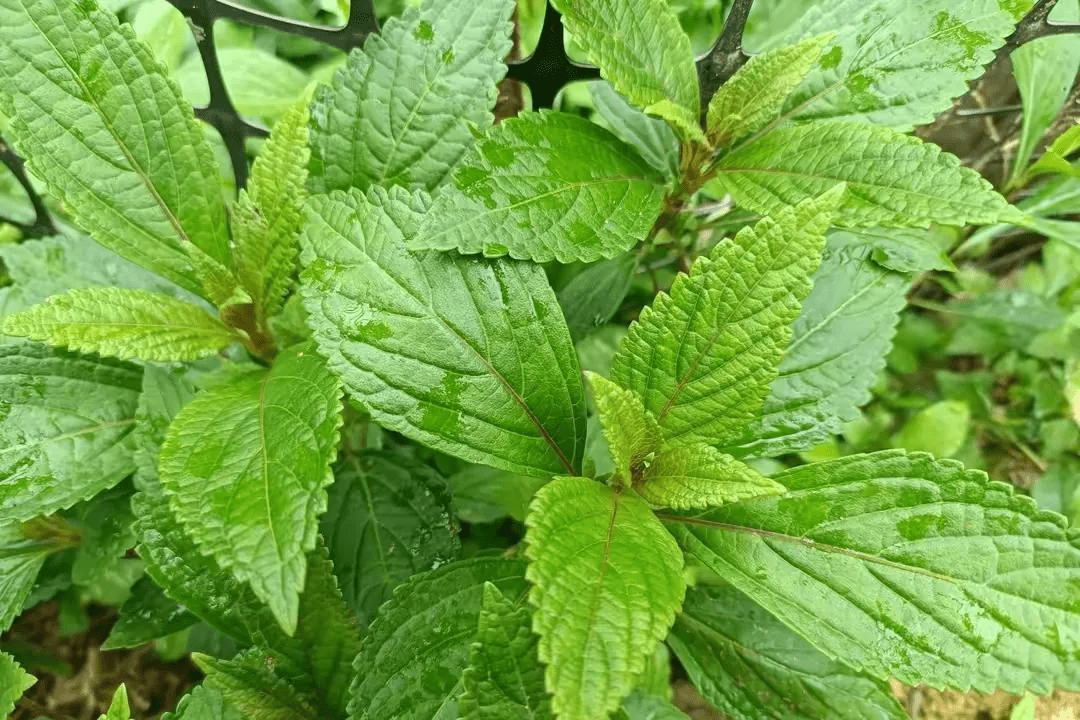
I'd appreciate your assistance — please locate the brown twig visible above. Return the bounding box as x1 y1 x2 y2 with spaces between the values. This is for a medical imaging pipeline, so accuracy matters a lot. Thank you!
696 0 754 118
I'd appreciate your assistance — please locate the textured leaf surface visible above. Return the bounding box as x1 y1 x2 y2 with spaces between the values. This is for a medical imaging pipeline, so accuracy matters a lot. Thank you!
410 111 666 263
669 584 906 720
557 254 637 341
611 188 840 448
163 685 245 720
300 187 586 478
552 0 701 142
196 651 317 720
0 345 140 522
707 34 831 145
590 81 679 179
0 0 231 296
525 477 685 720
460 582 552 720
637 444 783 509
448 465 550 524
348 556 529 720
233 102 309 323
321 451 460 627
4 288 233 362
727 241 908 457
293 545 364 717
0 522 56 632
102 576 197 649
713 122 1021 228
159 345 343 633
667 450 1080 693
309 0 513 192
587 372 661 488
0 652 36 718
777 0 1024 129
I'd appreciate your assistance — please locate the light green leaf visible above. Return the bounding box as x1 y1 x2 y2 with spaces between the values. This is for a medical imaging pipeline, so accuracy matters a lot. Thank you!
667 450 1080 693
669 584 906 720
727 240 909 458
459 582 552 720
1009 1 1080 185
102 576 198 650
410 111 666 263
713 122 1021 228
893 400 971 457
448 465 550 524
177 47 309 123
3 288 234 362
0 651 36 718
347 556 530 720
857 226 956 273
99 685 131 720
0 522 57 631
707 34 832 145
619 693 689 720
300 187 586 478
233 102 310 325
552 0 702 143
1011 693 1037 720
557 254 637 341
159 344 343 634
321 451 460 627
525 476 685 720
196 650 317 720
586 371 662 489
163 684 245 720
777 0 1023 130
292 544 364 717
0 344 140 522
589 81 680 180
611 187 841 448
309 0 514 193
637 443 783 509
0 0 232 297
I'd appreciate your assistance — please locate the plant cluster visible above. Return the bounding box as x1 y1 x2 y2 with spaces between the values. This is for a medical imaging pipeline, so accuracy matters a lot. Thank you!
0 0 1079 718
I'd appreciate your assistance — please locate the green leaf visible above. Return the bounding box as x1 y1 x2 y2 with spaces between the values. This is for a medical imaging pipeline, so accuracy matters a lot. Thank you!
409 111 667 263
777 0 1023 129
713 122 1021 228
292 544 364 717
163 684 245 720
726 240 909 458
159 344 342 634
0 651 36 717
1010 11 1080 185
611 187 841 448
587 371 662 489
177 47 310 124
669 584 906 720
196 650 318 720
459 582 552 720
667 450 1080 693
637 443 783 509
706 34 832 145
347 556 530 720
69 480 137 586
0 0 232 297
552 0 702 143
858 226 956 273
557 254 637 341
102 576 198 650
3 288 234 362
99 685 132 720
893 400 971 457
321 451 460 627
0 344 140 522
233 102 310 324
619 693 689 720
448 465 550 524
309 0 514 193
525 476 685 720
0 522 59 632
589 81 680 180
300 187 586 478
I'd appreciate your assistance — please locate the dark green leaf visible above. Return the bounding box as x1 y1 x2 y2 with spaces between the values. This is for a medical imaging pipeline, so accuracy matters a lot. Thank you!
557 254 637 341
162 684 245 720
102 576 198 650
196 650 318 720
589 81 679 180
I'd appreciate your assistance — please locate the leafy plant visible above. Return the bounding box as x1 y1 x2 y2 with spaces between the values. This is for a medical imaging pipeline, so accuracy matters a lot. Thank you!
0 0 1078 718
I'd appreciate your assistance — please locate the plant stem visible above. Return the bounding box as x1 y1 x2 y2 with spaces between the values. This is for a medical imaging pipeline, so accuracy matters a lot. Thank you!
696 0 754 116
